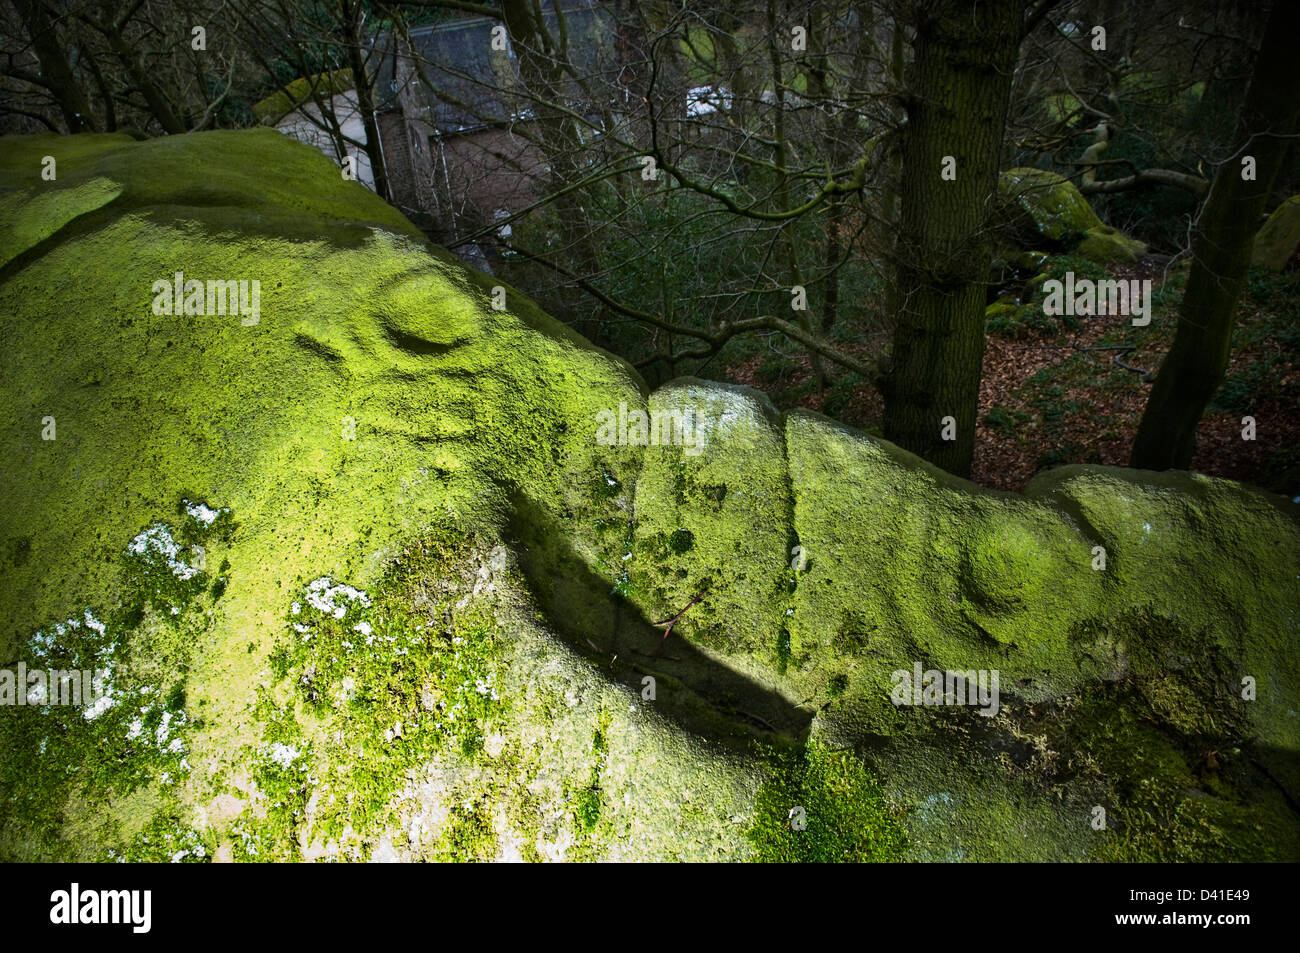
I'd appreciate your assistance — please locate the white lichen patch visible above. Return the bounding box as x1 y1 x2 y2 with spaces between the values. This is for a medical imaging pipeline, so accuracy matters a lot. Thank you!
83 691 115 721
657 382 767 449
268 742 303 769
115 823 209 863
122 701 191 762
183 499 228 526
12 598 194 824
170 844 207 863
304 576 371 619
128 524 200 580
22 610 118 719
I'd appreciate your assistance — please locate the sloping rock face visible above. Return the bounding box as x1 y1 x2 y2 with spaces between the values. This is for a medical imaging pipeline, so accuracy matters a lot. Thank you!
1252 195 1300 272
1 130 1297 862
1000 167 1148 264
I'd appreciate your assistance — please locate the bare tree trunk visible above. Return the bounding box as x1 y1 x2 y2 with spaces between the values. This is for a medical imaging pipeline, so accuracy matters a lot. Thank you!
768 0 825 388
883 0 1024 478
812 3 874 333
1130 0 1300 471
81 43 117 132
11 0 98 132
95 5 185 135
341 0 390 202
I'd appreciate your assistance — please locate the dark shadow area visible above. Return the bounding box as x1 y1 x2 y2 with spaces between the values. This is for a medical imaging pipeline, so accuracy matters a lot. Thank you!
504 489 814 751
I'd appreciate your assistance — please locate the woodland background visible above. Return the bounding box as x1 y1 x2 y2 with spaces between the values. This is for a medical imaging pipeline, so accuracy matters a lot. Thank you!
3 0 1297 491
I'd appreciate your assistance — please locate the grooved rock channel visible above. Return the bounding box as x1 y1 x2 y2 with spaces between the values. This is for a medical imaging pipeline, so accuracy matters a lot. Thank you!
2 129 1297 861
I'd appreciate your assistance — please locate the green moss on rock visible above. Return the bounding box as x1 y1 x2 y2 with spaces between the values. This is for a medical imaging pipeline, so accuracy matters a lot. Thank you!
1 130 1296 862
1077 225 1147 264
1002 167 1104 243
749 740 907 862
1252 195 1300 272
1000 167 1147 262
629 380 792 657
252 70 356 124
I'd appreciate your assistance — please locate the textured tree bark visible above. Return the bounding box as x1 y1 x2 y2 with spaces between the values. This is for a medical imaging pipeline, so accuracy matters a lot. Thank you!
11 0 98 132
1130 0 1300 471
81 45 117 132
768 0 826 388
883 0 1025 478
97 11 185 135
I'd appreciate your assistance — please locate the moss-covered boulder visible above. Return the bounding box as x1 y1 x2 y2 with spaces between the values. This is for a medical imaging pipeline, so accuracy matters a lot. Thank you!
1252 195 1300 272
252 69 356 124
1074 225 1147 265
1000 167 1147 264
2 130 1297 862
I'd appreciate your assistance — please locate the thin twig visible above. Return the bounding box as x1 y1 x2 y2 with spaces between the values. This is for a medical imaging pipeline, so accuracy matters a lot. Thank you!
1009 343 1153 380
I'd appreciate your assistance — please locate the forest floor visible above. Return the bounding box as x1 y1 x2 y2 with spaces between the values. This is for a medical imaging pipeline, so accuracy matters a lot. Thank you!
725 258 1300 496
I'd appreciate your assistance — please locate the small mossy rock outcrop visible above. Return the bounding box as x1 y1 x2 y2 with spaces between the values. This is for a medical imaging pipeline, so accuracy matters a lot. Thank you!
1000 167 1147 264
1252 195 1300 272
2 131 1298 862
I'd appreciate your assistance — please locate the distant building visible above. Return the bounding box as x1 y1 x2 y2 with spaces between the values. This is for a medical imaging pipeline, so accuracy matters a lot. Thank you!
369 2 617 254
256 2 617 268
259 3 788 268
254 70 374 191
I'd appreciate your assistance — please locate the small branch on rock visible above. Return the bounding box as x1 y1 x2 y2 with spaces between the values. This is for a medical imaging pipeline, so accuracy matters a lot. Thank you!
733 708 778 733
644 588 708 658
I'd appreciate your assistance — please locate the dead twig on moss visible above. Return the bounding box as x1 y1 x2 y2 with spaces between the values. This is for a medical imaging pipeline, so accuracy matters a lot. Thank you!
639 588 709 658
